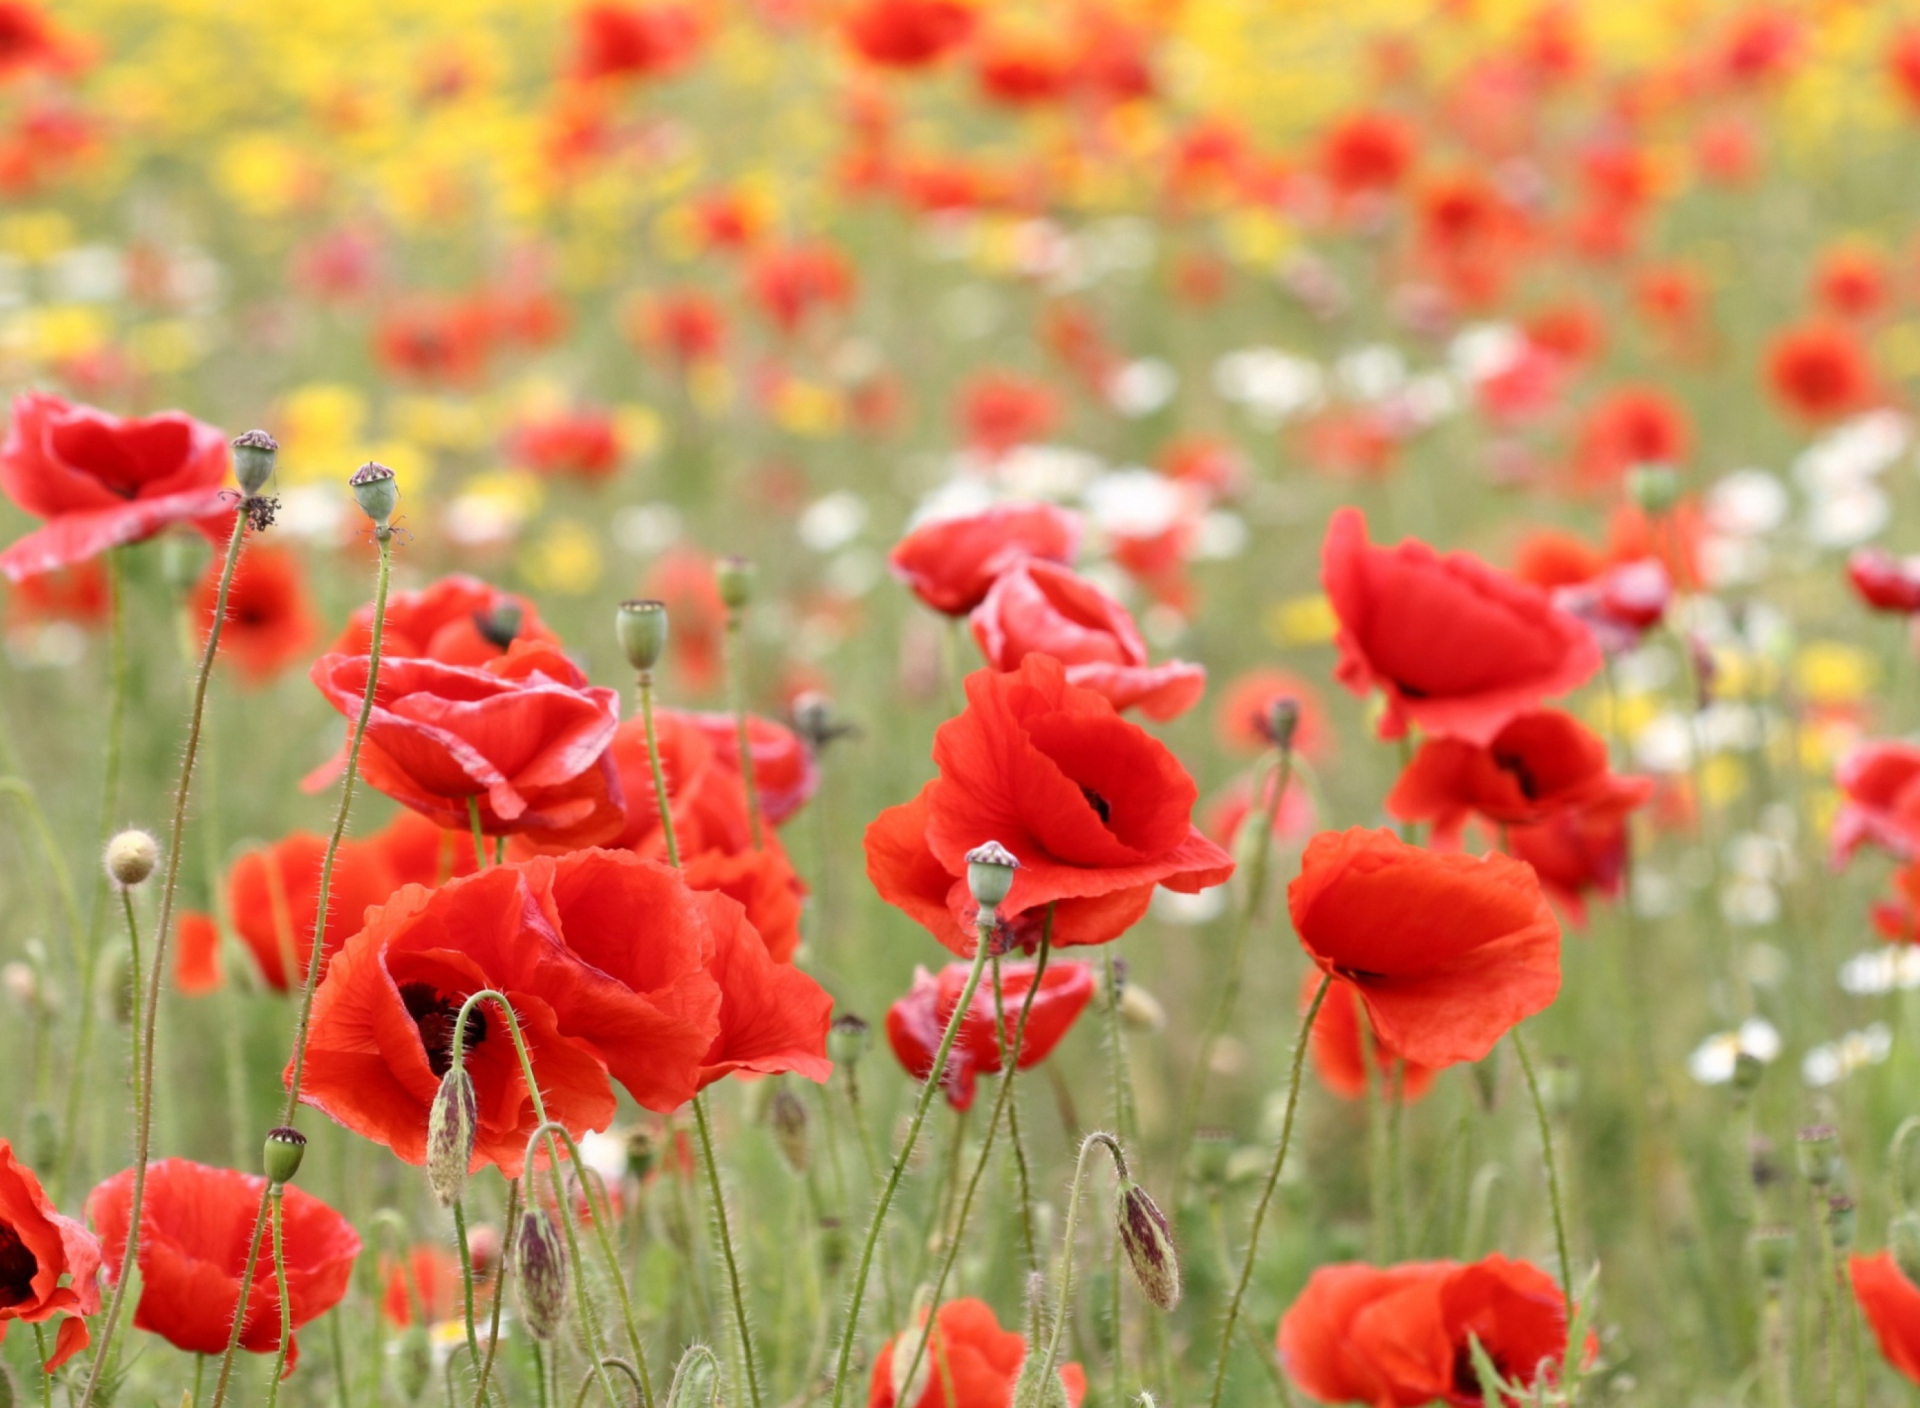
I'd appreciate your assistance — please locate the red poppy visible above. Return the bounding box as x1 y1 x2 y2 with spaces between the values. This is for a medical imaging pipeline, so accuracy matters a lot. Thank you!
886 959 1094 1109
970 560 1205 721
631 290 726 367
1512 531 1607 593
0 1139 100 1369
693 888 833 1089
173 911 222 994
1814 243 1892 321
1387 710 1651 848
865 655 1233 955
504 409 621 482
569 3 703 83
683 845 806 964
747 242 854 337
1550 558 1672 654
1213 668 1330 759
1290 828 1560 1068
843 0 975 69
1852 1253 1920 1385
889 502 1082 617
641 546 726 693
973 22 1074 107
87 1158 358 1366
1765 321 1875 424
0 4 72 81
309 640 624 842
4 558 107 628
870 1297 1086 1408
1322 509 1600 746
194 545 317 685
380 1245 471 1327
1572 386 1692 488
1831 741 1920 864
226 831 399 993
1871 863 1920 943
1304 973 1437 1103
1848 549 1920 614
1278 1255 1571 1407
297 851 724 1173
1892 28 1920 115
955 372 1058 459
679 710 818 826
366 808 482 889
325 573 559 668
1523 300 1605 365
690 188 767 254
1319 109 1417 197
1506 805 1634 928
0 392 232 582
373 296 494 384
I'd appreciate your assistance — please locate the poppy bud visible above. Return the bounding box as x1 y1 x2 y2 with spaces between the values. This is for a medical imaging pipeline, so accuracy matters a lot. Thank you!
396 1324 432 1402
1828 1195 1857 1250
1118 982 1166 1033
616 599 669 673
104 829 158 888
625 1126 659 1182
1264 697 1301 753
231 429 279 497
1626 464 1681 515
1749 1224 1792 1285
1893 1211 1920 1285
667 1350 721 1408
716 556 755 612
263 1126 307 1186
1116 1180 1182 1310
467 1222 503 1282
828 1012 870 1066
768 1084 809 1175
349 461 399 527
965 840 1019 914
477 602 523 651
1797 1125 1840 1188
426 1066 478 1207
514 1207 569 1341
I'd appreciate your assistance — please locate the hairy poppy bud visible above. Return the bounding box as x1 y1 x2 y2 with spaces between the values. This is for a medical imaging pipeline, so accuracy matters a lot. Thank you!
667 1350 721 1408
828 1012 870 1066
396 1324 432 1402
1116 1180 1182 1310
965 840 1019 914
1827 1195 1857 1250
716 556 755 612
426 1066 477 1207
104 829 158 888
1893 1211 1920 1285
349 461 399 527
1626 464 1681 515
231 429 279 497
263 1126 307 1186
515 1207 569 1341
1749 1224 1792 1284
1118 982 1166 1033
768 1084 809 1175
1797 1125 1840 1188
616 599 669 673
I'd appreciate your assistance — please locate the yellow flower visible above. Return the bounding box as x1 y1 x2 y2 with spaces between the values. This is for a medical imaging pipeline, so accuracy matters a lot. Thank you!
1264 595 1337 647
1795 641 1877 708
520 518 603 596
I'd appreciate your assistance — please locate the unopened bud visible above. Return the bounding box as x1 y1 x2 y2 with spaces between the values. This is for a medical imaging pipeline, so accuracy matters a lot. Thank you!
349 461 399 527
1749 1224 1792 1285
104 830 158 887
1797 1125 1840 1188
477 602 522 651
829 1013 870 1066
1117 1181 1182 1310
1117 982 1165 1033
426 1067 477 1207
616 599 669 673
1828 1195 1857 1250
1893 1211 1920 1284
965 841 1019 914
514 1207 569 1341
396 1324 432 1401
231 429 279 497
716 556 755 613
626 1126 660 1182
768 1084 810 1175
1626 464 1682 515
263 1127 307 1186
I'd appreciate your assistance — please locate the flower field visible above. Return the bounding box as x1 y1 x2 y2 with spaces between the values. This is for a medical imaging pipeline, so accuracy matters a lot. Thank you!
11 1 1920 1404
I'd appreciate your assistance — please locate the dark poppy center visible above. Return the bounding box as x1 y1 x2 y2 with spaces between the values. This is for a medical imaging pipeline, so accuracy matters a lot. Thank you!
400 981 487 1077
1080 785 1112 824
1451 1342 1507 1399
1492 748 1540 799
0 1222 37 1309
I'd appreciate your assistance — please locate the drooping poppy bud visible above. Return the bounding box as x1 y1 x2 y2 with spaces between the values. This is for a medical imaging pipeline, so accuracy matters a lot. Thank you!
1750 1224 1792 1284
1116 1180 1181 1310
515 1207 569 1341
829 1013 871 1066
426 1067 478 1207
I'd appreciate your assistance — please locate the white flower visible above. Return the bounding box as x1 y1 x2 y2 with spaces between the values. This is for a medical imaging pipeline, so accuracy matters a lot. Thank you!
1802 1023 1892 1087
1706 469 1789 537
1337 343 1408 401
1687 1018 1781 1085
1085 469 1185 539
1109 360 1177 417
612 503 682 555
1152 885 1227 926
1447 323 1524 383
1212 348 1325 425
798 491 869 553
1839 946 1920 995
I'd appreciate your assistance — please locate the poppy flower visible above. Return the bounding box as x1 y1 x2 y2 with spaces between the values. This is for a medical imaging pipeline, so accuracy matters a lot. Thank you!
0 1139 100 1370
870 1297 1086 1408
842 0 976 69
865 654 1234 956
889 502 1082 617
504 409 621 483
1766 321 1875 424
693 887 833 1089
372 295 494 384
1572 386 1692 488
0 5 72 81
226 830 401 993
1322 509 1601 746
569 3 703 83
1289 828 1560 1068
381 1245 471 1327
1892 27 1920 115
173 911 222 994
1277 1255 1571 1407
631 289 726 367
1852 1251 1920 1384
970 560 1206 721
1304 973 1437 1103
1814 244 1892 321
747 242 854 337
0 392 233 583
1319 109 1417 198
678 710 818 826
1387 710 1652 848
366 808 482 888
955 372 1058 460
1870 863 1920 943
1831 741 1920 864
1848 549 1920 614
886 959 1095 1109
1550 558 1672 654
1506 804 1635 928
194 545 318 685
972 22 1074 107
297 850 724 1173
1214 667 1330 759
324 573 559 668
308 640 624 843
682 845 806 964
86 1158 358 1365
4 558 107 628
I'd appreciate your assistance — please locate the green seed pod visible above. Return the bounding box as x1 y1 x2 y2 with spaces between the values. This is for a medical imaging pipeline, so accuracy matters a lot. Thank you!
1749 1224 1792 1285
1892 1211 1920 1285
1828 1195 1857 1251
828 1012 870 1066
964 840 1019 913
616 599 669 673
263 1126 307 1186
1797 1125 1840 1188
426 1066 477 1207
1116 1180 1182 1311
104 829 158 888
349 460 399 527
231 429 279 497
715 556 755 612
395 1324 432 1402
1626 464 1681 514
514 1207 569 1341
768 1084 809 1175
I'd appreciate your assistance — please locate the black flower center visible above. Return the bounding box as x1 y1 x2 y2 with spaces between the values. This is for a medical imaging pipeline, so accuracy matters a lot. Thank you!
1080 785 1112 824
400 982 487 1077
1492 748 1540 799
0 1222 38 1309
1451 1342 1511 1400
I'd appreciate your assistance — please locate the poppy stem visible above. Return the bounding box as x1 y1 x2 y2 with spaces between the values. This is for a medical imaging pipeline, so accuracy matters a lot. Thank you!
1206 973 1331 1408
1512 1026 1578 1356
827 924 996 1408
992 956 1038 1268
693 1094 763 1408
263 1186 293 1403
469 1175 519 1408
119 888 143 1117
81 512 251 1408
207 521 394 1408
723 609 765 851
466 794 488 870
1022 1131 1128 1408
636 668 680 868
453 1199 487 1398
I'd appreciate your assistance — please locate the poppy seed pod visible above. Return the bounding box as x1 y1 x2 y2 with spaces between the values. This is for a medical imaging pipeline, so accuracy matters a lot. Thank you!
1626 463 1682 514
104 829 158 887
828 1012 870 1066
1828 1195 1857 1250
263 1127 307 1186
965 840 1019 914
514 1206 569 1341
1893 1211 1920 1285
1116 1180 1182 1310
716 556 755 612
768 1084 809 1175
616 599 669 673
349 461 399 527
425 1066 477 1207
1265 696 1301 753
1797 1125 1840 1188
1749 1224 1793 1284
230 429 279 497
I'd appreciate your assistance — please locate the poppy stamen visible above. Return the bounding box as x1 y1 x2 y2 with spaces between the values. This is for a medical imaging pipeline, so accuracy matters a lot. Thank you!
1080 785 1112 824
399 981 488 1077
0 1222 37 1309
